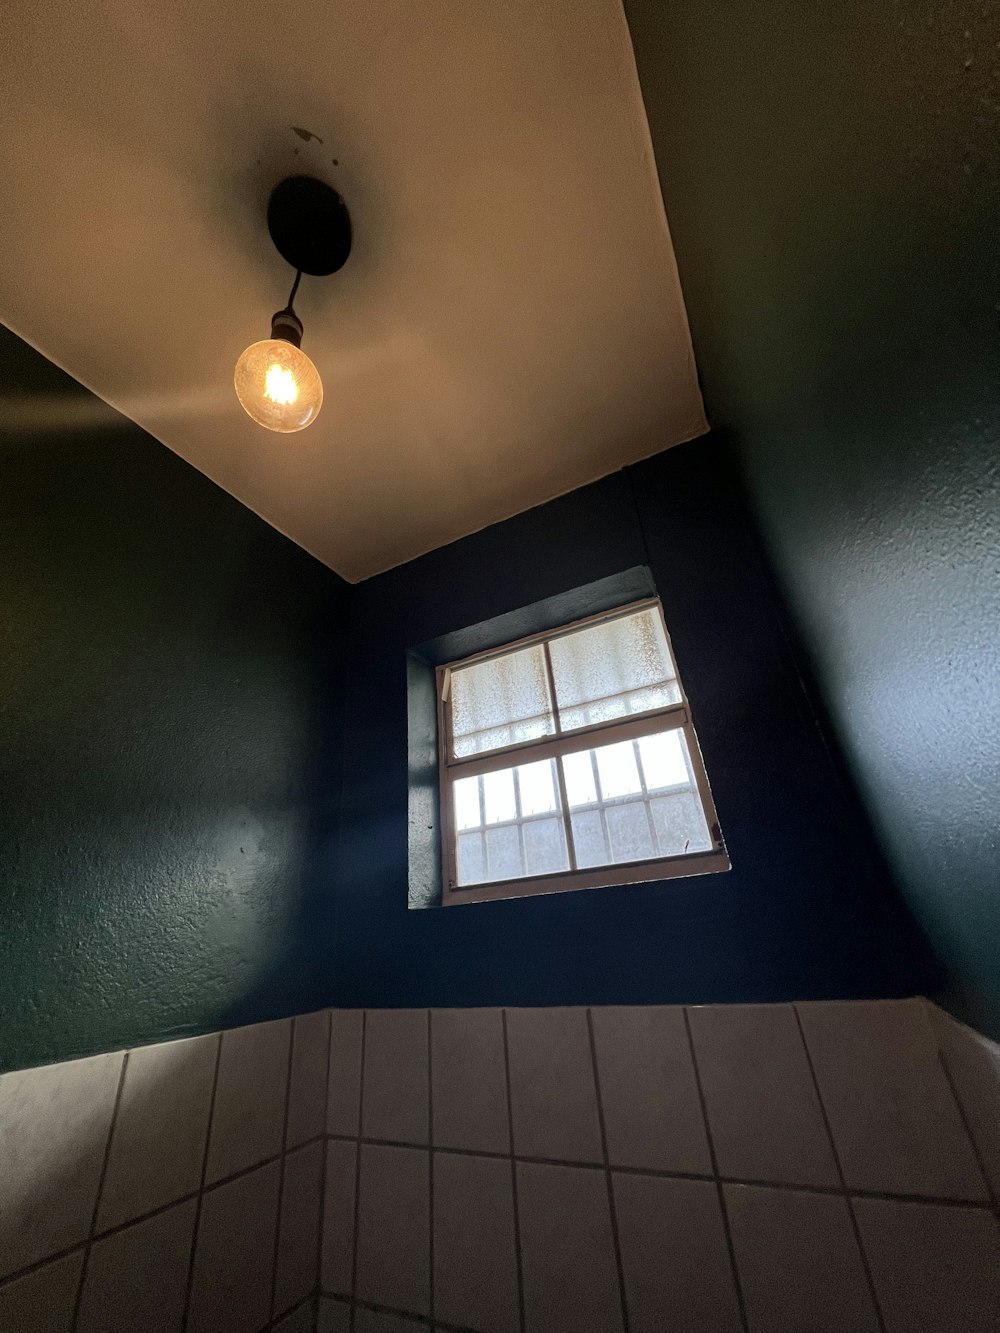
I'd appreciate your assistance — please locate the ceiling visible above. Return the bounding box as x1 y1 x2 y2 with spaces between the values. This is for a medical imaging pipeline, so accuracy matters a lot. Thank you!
0 0 705 582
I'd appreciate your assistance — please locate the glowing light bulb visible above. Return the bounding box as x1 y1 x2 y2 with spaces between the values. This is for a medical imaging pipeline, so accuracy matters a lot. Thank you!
234 338 322 432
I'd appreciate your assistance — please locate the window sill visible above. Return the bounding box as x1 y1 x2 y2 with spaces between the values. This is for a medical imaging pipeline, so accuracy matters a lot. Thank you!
442 848 731 906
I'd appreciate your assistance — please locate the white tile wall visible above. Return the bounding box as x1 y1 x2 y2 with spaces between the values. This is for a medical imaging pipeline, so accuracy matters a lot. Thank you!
1 998 997 1333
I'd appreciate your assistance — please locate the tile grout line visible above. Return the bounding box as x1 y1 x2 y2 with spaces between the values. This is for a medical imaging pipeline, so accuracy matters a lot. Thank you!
315 1008 334 1322
69 1048 130 1333
347 1011 367 1333
427 1010 435 1327
180 1030 224 1333
269 1020 298 1322
792 1003 888 1333
319 1290 500 1333
501 1009 527 1333
682 1007 749 1333
586 1008 630 1333
930 1022 1000 1218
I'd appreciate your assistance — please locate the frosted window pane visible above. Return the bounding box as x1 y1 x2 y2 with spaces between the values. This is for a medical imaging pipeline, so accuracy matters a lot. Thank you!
549 607 681 731
595 741 642 800
650 792 712 855
483 769 516 825
517 759 557 816
485 826 522 881
523 817 570 876
562 751 597 806
457 831 486 884
570 810 608 868
454 776 481 831
637 730 689 789
605 802 657 862
450 645 555 757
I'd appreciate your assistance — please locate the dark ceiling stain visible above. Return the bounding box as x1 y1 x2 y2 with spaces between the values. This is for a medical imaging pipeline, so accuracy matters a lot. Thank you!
291 126 324 144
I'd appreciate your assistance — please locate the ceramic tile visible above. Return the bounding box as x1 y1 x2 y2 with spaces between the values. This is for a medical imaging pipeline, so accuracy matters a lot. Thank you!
78 1198 196 1333
613 1172 742 1333
317 1298 351 1333
206 1019 291 1184
434 1152 518 1333
431 1008 509 1153
275 1140 324 1315
0 1050 123 1275
97 1033 217 1229
327 1011 364 1137
517 1161 622 1333
854 1197 1000 1332
188 1160 281 1333
927 1001 1000 1198
591 1005 711 1173
0 1251 83 1333
355 1310 426 1333
362 1010 429 1145
725 1183 879 1332
321 1139 357 1295
287 1010 330 1149
506 1008 602 1162
273 1300 316 1333
688 1003 838 1186
355 1144 430 1315
798 1000 986 1198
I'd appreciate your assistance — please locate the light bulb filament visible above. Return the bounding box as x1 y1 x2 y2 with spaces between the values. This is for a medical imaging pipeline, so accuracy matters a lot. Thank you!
264 363 298 406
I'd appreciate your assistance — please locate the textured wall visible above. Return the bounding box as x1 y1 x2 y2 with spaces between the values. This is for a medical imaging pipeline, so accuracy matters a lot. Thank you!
0 327 349 1073
625 0 1000 1033
333 437 938 1008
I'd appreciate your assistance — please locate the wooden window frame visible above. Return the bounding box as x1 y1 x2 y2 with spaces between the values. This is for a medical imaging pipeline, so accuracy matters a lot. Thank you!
437 598 729 906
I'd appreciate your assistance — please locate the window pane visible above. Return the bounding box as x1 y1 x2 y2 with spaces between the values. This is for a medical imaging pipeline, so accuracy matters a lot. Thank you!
548 606 681 731
560 726 710 869
450 644 555 757
453 776 481 831
483 769 516 824
451 757 570 887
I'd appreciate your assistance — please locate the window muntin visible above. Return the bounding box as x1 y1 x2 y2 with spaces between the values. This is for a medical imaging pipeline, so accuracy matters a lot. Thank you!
438 599 727 902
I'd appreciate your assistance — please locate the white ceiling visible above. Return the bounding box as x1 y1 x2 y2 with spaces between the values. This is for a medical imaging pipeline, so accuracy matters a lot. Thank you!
0 0 705 582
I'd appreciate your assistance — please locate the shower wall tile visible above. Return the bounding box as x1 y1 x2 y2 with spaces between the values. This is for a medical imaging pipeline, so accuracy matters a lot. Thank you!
206 1019 291 1184
287 1011 330 1149
361 1010 428 1145
431 1007 509 1154
506 1007 602 1162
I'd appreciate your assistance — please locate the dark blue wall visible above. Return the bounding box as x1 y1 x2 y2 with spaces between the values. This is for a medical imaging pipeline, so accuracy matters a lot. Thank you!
0 327 349 1073
332 435 939 1008
625 0 1000 1034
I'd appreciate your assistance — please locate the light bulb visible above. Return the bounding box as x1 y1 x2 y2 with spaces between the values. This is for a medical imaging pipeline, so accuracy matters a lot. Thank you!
234 338 323 432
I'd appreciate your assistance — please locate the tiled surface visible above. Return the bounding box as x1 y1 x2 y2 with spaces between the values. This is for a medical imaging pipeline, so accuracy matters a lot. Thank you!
725 1183 880 1332
591 1005 711 1173
614 1173 742 1333
77 1197 197 1333
505 1007 603 1162
798 999 987 1199
355 1143 430 1314
287 1011 331 1149
206 1019 292 1184
431 1007 509 1154
433 1151 519 1333
97 1033 217 1230
187 1159 281 1333
854 1196 1000 1332
0 1050 124 1274
517 1161 622 1333
2 999 998 1333
362 1009 429 1145
689 1002 839 1186
275 1141 324 1316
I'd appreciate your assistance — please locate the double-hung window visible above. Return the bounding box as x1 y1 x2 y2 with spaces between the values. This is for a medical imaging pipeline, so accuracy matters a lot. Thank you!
437 598 727 904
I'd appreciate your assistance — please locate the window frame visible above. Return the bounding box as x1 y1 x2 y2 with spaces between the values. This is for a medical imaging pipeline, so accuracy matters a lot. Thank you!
436 597 729 905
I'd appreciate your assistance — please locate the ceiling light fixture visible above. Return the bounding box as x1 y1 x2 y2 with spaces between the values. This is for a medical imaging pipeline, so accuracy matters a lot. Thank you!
235 175 352 433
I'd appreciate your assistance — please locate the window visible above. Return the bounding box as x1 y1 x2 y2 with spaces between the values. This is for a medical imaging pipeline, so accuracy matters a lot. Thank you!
436 599 728 904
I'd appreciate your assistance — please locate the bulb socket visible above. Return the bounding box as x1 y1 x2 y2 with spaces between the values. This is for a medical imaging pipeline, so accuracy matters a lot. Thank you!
270 308 303 348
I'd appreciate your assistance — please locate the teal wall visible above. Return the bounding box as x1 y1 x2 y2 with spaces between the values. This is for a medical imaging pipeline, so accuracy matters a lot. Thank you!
625 0 999 1033
0 327 349 1073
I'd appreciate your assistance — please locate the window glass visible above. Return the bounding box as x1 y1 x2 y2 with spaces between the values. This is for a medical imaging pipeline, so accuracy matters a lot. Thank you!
452 758 570 886
450 644 555 757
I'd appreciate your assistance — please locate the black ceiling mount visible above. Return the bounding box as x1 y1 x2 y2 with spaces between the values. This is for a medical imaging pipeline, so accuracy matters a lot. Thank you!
266 175 352 276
